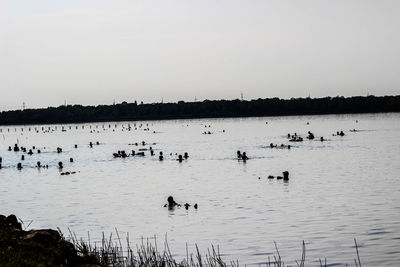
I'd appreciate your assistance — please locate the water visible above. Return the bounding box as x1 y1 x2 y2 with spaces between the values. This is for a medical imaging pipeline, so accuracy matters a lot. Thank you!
1 113 399 266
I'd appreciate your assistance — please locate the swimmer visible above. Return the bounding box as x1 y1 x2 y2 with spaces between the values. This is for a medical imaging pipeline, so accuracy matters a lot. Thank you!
164 196 181 208
177 155 183 162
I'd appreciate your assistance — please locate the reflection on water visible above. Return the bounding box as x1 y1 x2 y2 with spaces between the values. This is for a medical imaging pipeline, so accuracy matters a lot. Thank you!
1 113 400 266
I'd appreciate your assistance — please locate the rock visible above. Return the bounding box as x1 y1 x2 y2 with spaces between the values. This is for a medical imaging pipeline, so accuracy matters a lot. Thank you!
0 214 100 266
0 214 22 230
22 229 61 244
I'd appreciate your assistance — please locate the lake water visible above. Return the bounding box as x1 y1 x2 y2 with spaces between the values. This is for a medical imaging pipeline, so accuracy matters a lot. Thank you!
1 113 399 266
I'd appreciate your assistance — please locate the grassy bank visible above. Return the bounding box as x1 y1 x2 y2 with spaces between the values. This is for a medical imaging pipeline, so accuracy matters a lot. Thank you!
1 214 362 267
68 229 362 267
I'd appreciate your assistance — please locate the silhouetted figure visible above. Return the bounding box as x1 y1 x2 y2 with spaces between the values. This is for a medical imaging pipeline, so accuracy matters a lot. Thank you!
164 196 180 208
287 133 291 138
270 143 274 148
8 146 12 151
89 142 93 148
17 163 22 169
58 161 63 169
21 155 25 161
184 152 189 159
121 151 127 158
27 149 33 155
283 171 289 181
320 137 324 141
241 152 248 161
307 131 315 140
159 152 163 161
142 141 146 146
184 203 190 210
70 158 73 162
268 175 274 179
96 141 99 145
37 149 41 153
339 131 345 136
237 150 241 158
178 155 183 162
150 149 154 156
131 150 136 156
37 161 41 168
288 145 291 149
194 203 198 209
14 144 19 152
74 144 78 148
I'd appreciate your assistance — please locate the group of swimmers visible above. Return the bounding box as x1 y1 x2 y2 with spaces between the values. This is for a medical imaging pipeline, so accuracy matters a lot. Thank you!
269 143 291 149
288 133 304 142
113 145 189 163
287 132 326 142
265 171 289 181
237 151 248 161
334 131 345 136
5 142 79 170
164 196 198 210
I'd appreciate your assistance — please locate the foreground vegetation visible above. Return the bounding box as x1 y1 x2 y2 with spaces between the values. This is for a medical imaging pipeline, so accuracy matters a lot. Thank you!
1 95 399 125
1 214 363 267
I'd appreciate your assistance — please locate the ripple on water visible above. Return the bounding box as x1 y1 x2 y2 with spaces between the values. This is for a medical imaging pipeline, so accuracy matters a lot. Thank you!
1 114 400 266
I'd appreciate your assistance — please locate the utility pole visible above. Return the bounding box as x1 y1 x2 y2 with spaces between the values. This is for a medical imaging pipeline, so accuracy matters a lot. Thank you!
241 92 244 101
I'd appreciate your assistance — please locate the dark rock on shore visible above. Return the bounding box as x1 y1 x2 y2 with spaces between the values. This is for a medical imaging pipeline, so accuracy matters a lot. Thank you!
0 214 100 266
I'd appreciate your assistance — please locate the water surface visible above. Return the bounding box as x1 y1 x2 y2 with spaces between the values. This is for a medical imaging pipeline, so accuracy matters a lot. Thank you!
1 113 399 266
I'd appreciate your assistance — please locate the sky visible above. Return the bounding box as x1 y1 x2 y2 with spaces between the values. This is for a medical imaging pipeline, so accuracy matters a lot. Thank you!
0 0 399 111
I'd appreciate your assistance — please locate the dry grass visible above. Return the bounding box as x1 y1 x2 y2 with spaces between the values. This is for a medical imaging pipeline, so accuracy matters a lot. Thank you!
67 229 362 267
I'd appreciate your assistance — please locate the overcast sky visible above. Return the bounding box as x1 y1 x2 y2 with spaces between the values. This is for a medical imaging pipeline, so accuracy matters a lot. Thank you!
0 0 399 111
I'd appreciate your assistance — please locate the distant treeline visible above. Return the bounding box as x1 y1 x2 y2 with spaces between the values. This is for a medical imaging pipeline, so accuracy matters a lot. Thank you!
0 95 399 125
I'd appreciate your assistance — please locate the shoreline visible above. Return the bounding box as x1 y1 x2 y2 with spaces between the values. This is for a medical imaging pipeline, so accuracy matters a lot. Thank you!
1 214 363 267
1 95 399 126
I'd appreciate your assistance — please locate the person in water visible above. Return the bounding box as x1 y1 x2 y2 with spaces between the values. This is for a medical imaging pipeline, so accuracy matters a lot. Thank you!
164 196 181 208
177 155 183 162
